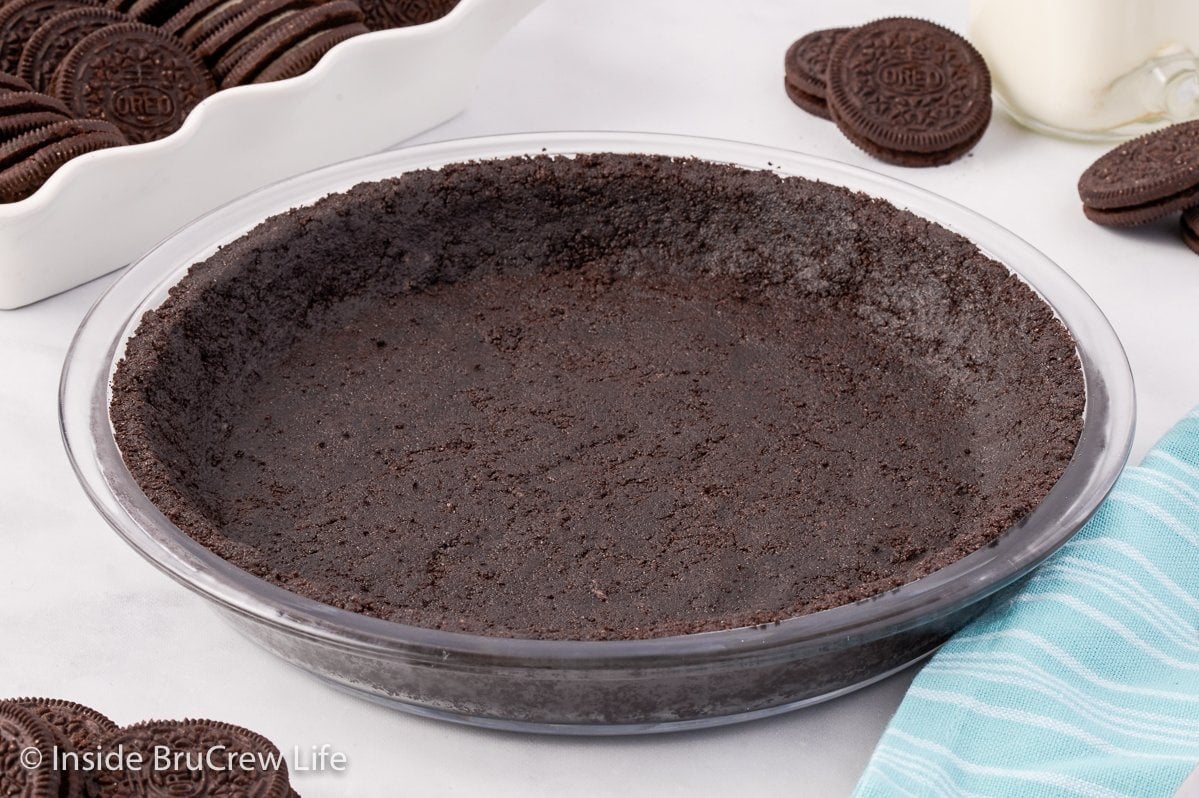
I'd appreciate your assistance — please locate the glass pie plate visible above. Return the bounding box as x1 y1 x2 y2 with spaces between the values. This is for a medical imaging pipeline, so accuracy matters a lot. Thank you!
60 132 1136 735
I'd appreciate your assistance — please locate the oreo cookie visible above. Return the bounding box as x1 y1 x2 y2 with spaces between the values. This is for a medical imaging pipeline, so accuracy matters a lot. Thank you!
17 6 128 91
0 87 73 145
358 0 458 31
0 116 125 200
90 719 292 798
0 0 91 75
121 0 172 24
784 78 831 120
178 0 265 49
158 0 232 40
0 701 63 797
0 108 69 140
0 69 34 91
0 116 118 167
0 87 72 118
50 21 215 143
192 0 316 69
218 0 365 88
825 17 991 167
6 698 116 798
0 698 303 795
9 697 118 750
1078 119 1199 226
783 27 850 119
252 21 363 84
1182 207 1199 255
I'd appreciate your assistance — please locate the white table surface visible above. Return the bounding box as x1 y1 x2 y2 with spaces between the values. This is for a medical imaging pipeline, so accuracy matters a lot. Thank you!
3 1 1198 796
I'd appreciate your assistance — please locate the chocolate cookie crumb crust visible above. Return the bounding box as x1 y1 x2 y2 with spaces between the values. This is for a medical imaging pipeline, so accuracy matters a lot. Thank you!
110 153 1084 641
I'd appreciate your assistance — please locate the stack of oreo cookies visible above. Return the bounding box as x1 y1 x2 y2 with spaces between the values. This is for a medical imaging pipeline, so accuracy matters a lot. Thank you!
781 27 848 121
0 0 219 169
1078 119 1199 253
0 71 126 201
155 0 369 89
0 0 460 203
783 17 993 168
0 696 301 797
357 0 458 31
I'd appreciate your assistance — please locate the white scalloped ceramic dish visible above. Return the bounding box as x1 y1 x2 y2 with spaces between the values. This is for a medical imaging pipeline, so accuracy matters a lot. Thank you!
0 0 543 309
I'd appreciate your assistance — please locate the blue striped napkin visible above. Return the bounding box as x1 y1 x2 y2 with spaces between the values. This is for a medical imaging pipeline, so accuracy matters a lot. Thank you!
852 406 1199 798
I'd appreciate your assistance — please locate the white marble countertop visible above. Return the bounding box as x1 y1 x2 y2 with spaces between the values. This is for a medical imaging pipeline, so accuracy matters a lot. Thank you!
3 1 1198 795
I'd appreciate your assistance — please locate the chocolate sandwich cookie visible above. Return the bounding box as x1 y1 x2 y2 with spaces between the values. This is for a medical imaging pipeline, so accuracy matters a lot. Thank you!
9 698 118 751
0 70 34 91
1078 119 1199 226
0 117 125 201
783 27 850 119
0 116 120 169
251 21 363 84
17 6 128 91
192 0 315 68
1182 207 1199 255
0 87 72 118
123 0 189 25
0 701 63 797
784 78 831 120
0 88 73 143
0 0 91 75
4 699 109 798
218 0 365 88
1081 186 1199 227
0 87 73 141
826 17 991 167
176 0 250 49
50 21 215 143
158 0 230 39
89 719 292 798
207 0 333 84
358 0 458 31
110 0 193 19
0 107 72 143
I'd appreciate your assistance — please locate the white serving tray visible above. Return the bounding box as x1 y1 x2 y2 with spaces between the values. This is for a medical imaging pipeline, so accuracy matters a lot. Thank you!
0 0 543 309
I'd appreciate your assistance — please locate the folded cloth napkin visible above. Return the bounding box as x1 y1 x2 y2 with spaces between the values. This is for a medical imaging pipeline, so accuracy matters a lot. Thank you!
852 406 1199 798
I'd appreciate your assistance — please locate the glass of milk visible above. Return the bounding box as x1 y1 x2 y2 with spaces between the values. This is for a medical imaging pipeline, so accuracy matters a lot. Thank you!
970 0 1199 140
